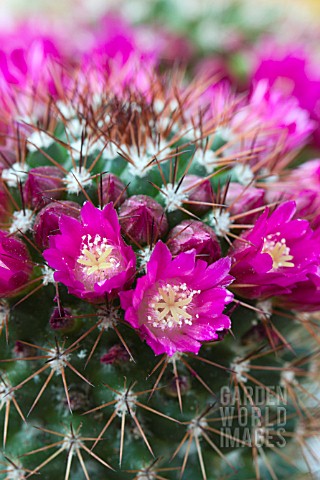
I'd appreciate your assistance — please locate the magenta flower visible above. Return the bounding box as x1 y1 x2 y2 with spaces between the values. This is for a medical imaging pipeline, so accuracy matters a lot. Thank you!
43 202 136 302
229 202 320 299
0 231 32 297
275 268 320 312
251 43 320 146
81 14 156 95
119 241 233 356
232 80 314 156
265 159 320 226
0 24 64 96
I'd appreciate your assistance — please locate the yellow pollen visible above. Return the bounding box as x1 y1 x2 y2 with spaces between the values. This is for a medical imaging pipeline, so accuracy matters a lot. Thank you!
154 286 193 324
148 283 201 330
262 237 294 270
77 233 118 277
77 245 114 275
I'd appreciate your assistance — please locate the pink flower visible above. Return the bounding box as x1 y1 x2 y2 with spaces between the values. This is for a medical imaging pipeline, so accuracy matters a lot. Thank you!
231 80 314 157
0 24 64 96
0 231 32 297
80 15 156 95
120 242 233 356
229 202 320 299
276 269 320 312
265 160 320 226
43 202 136 302
251 43 320 146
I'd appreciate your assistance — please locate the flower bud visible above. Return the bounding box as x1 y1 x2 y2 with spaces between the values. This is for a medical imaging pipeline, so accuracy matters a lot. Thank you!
100 344 130 365
119 195 168 245
226 183 265 224
33 201 81 250
0 231 32 297
167 220 221 264
181 175 213 215
24 166 65 210
49 306 74 331
102 173 127 206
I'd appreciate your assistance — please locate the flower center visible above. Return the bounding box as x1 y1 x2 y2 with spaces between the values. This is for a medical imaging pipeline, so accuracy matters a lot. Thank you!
262 234 294 270
76 234 122 289
148 283 200 330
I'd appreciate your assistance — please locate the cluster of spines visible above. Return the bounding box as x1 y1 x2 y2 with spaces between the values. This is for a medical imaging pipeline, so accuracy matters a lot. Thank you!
0 71 319 480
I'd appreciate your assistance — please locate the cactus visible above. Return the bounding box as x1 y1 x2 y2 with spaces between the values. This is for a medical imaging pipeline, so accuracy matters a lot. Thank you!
1 26 320 480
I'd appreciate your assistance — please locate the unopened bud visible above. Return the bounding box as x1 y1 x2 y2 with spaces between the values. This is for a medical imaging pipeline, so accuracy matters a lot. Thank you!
24 166 65 209
181 175 213 215
119 195 168 245
33 201 81 249
102 173 127 206
167 220 221 263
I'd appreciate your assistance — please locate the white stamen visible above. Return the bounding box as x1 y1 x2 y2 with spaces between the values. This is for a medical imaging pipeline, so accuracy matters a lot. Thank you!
262 236 294 270
76 234 121 287
149 283 200 330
